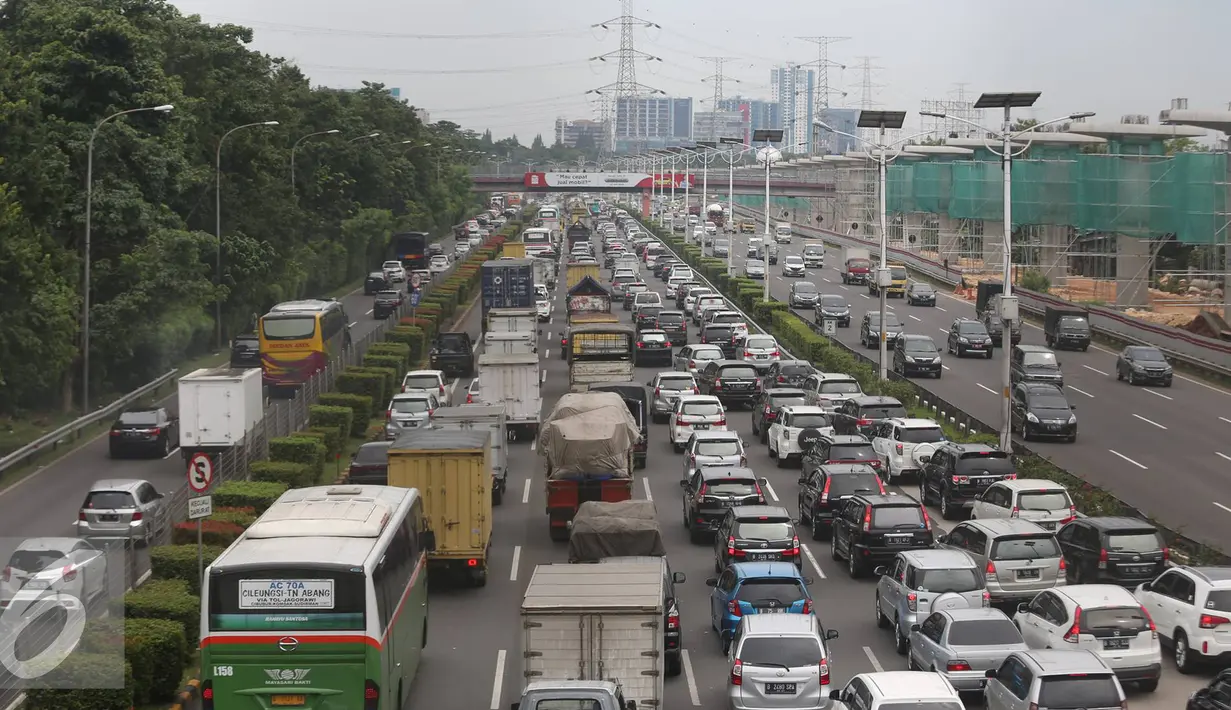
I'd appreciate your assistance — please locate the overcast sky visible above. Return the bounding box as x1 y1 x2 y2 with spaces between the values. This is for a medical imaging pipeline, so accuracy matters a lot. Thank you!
172 0 1228 142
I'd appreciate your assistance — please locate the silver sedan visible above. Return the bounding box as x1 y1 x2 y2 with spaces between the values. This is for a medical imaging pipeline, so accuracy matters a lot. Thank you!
907 608 1028 693
744 259 766 279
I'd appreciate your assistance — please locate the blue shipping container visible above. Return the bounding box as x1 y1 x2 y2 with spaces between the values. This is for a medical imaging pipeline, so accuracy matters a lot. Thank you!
481 259 535 312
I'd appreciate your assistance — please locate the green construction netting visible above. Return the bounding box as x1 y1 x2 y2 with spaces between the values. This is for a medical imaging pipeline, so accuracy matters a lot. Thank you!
886 164 915 214
1074 154 1173 238
1012 159 1076 227
948 161 1003 221
1169 152 1228 244
912 162 951 214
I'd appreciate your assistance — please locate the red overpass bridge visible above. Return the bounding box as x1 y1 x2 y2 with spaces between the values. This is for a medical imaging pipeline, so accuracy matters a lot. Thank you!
469 171 835 197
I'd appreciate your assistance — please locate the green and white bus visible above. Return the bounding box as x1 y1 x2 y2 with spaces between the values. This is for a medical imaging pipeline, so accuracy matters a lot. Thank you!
200 485 430 710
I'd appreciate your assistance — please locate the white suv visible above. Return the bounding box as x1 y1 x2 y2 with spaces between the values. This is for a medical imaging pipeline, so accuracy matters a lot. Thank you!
1134 565 1231 672
767 405 834 466
802 372 864 411
668 395 727 452
970 480 1075 532
829 671 962 710
869 418 947 483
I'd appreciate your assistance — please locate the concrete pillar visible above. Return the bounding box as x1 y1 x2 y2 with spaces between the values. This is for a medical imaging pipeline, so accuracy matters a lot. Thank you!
1116 234 1151 308
1038 224 1070 284
982 219 1006 272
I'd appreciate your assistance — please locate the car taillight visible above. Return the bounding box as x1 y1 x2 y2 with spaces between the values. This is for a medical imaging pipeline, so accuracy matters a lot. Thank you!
951 475 969 484
131 512 143 521
1009 506 1020 518
1063 607 1082 643
438 384 445 395
689 454 696 468
753 482 765 502
1141 605 1158 639
946 660 972 672
1098 548 1108 570
466 394 474 404
728 536 738 558
364 680 379 710
1058 556 1067 572
906 593 917 611
715 416 726 426
819 478 831 504
689 360 697 369
786 535 800 557
713 378 723 389
1200 613 1231 629
1162 546 1170 563
692 386 699 394
777 375 786 383
637 342 645 348
857 418 870 426
78 511 86 521
986 560 997 576
770 350 780 357
727 599 743 617
895 443 903 455
801 599 812 614
61 566 77 582
1003 473 1017 480
386 410 392 421
921 507 931 531
862 505 871 532
667 608 680 630
739 455 747 467
149 427 161 437
982 591 991 607
695 484 708 502
744 351 753 358
730 658 743 685
819 660 829 685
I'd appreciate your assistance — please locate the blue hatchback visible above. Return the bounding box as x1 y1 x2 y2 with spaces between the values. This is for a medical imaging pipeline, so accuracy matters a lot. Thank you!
706 562 815 649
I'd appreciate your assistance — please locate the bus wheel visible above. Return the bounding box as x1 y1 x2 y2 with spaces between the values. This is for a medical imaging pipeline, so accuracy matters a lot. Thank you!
470 565 488 588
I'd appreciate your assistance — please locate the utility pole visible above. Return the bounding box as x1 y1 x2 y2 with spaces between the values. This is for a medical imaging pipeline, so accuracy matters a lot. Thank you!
795 36 849 154
700 57 739 141
588 1 663 152
853 56 886 143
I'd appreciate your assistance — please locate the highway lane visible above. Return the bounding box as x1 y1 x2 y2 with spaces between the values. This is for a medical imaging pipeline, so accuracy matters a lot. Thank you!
0 237 460 544
716 211 1231 549
406 236 1209 710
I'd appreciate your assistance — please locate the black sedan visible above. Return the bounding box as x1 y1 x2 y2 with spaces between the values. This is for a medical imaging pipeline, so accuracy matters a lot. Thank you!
109 407 179 458
635 329 673 366
905 282 937 306
1115 345 1173 387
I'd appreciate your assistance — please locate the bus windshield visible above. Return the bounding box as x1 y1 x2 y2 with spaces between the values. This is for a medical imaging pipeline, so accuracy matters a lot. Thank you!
262 316 316 340
208 568 367 631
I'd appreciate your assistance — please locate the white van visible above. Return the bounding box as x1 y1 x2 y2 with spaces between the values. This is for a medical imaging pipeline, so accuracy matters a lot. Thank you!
774 223 793 244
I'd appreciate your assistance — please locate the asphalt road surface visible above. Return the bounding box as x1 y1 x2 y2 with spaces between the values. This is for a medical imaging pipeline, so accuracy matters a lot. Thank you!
724 208 1231 550
404 226 1212 710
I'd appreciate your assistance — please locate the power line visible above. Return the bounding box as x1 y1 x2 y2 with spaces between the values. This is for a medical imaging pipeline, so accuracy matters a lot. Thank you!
198 17 577 40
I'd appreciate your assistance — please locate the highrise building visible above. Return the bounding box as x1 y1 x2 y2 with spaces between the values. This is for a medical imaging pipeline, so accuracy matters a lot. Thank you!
814 108 860 154
554 118 610 149
770 65 815 154
717 97 781 144
693 110 747 142
613 96 693 153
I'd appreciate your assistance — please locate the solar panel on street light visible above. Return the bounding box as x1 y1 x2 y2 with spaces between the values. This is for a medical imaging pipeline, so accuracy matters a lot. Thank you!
856 110 907 130
752 129 784 143
974 92 1041 109
719 136 744 145
695 140 717 148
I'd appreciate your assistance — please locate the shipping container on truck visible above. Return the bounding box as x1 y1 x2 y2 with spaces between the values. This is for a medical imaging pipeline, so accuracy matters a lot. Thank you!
501 242 527 259
391 231 430 272
519 563 665 710
532 256 557 290
477 352 541 441
566 263 601 290
387 429 493 587
177 367 264 452
429 405 508 505
484 329 536 355
481 259 534 315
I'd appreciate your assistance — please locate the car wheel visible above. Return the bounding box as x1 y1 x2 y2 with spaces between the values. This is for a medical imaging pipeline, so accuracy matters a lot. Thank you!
894 616 910 655
810 514 825 541
830 533 842 561
1174 631 1197 674
874 593 889 629
919 479 933 505
847 548 861 578
768 441 777 459
940 494 958 521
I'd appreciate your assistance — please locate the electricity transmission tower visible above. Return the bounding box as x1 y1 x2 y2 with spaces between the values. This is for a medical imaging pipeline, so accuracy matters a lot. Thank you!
796 36 849 153
853 56 886 142
700 57 739 140
589 0 663 152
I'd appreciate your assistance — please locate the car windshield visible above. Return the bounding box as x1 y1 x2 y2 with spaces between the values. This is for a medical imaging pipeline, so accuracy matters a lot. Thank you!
830 443 876 460
1023 352 1058 367
904 340 938 355
734 521 793 541
1037 676 1122 710
693 349 722 361
872 505 924 528
739 637 822 668
262 315 316 340
794 283 817 293
658 377 695 391
118 411 159 426
958 323 988 336
746 337 776 349
83 491 136 510
820 296 847 308
804 246 823 255
707 479 758 496
682 402 723 417
860 404 908 419
990 535 1061 561
912 568 981 593
912 284 934 294
820 381 861 394
382 261 401 269
1017 490 1071 511
402 375 440 390
786 257 805 265
638 307 664 319
947 619 1022 646
735 580 806 605
897 427 944 443
890 267 907 280
719 366 758 378
1106 532 1162 553
391 398 430 413
792 414 830 428
827 472 880 497
696 440 741 457
1029 394 1070 411
7 548 80 574
641 333 668 343
1131 348 1166 362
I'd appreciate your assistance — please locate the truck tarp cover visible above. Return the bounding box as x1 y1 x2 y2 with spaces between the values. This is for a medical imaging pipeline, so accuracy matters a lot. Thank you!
568 501 666 562
539 393 639 479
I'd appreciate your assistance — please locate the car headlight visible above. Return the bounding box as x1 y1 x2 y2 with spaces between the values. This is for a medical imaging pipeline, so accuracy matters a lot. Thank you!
1026 412 1039 423
1068 414 1077 424
959 337 969 344
905 356 916 363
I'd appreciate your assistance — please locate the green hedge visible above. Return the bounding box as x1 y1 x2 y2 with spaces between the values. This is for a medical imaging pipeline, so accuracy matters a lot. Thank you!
318 393 372 437
213 479 287 513
150 543 226 594
271 435 327 480
368 340 412 365
386 325 427 362
125 617 188 705
309 403 353 443
352 365 398 402
172 519 247 546
364 352 406 373
337 370 385 418
121 579 201 648
24 656 133 710
308 425 343 457
251 460 314 488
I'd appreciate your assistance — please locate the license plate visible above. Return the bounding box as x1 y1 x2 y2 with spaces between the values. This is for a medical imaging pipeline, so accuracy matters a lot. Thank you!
694 423 710 430
765 683 797 695
748 553 778 561
756 354 769 359
759 607 786 614
1103 638 1130 650
99 515 119 522
1122 565 1152 574
886 535 912 545
971 343 984 348
1016 568 1041 580
271 696 306 706
1039 522 1056 530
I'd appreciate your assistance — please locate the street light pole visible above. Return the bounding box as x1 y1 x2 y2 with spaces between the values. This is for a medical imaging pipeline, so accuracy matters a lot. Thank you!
348 132 380 143
81 103 174 411
921 96 1093 452
216 120 279 349
752 129 786 302
291 129 340 196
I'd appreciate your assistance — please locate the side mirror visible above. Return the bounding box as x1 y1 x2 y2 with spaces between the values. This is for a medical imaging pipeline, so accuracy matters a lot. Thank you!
1138 581 1150 592
1070 404 1077 410
936 534 947 544
678 480 688 488
911 624 921 632
985 669 998 679
422 531 437 553
1016 602 1029 615
803 577 814 585
673 572 686 584
829 690 842 701
825 629 839 640
798 474 808 485
873 566 888 577
705 577 718 587
627 701 637 710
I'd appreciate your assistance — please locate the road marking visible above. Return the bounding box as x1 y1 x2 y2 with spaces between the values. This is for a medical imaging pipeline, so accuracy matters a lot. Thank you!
938 328 949 335
862 646 885 672
1217 452 1231 463
642 476 653 501
763 481 779 502
1216 502 1231 514
681 650 702 706
509 545 522 581
162 446 181 460
490 650 507 710
1142 388 1174 401
540 370 547 384
365 308 373 315
547 331 551 340
1109 449 1148 470
908 315 921 322
1132 414 1168 430
936 306 947 312
839 285 848 290
1067 385 1094 398
860 293 870 299
802 543 826 579
522 478 532 504
1083 365 1110 376
942 365 951 371
1222 417 1231 425
977 383 997 395
530 439 536 452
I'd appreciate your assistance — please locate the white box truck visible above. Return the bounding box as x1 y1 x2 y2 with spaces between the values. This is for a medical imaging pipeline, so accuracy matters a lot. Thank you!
477 352 541 440
177 367 264 449
487 307 538 335
484 329 536 355
519 563 665 710
429 404 509 505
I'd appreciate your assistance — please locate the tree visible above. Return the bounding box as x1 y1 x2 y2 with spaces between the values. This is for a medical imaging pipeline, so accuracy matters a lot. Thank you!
531 134 545 150
1011 118 1039 132
1164 137 1206 155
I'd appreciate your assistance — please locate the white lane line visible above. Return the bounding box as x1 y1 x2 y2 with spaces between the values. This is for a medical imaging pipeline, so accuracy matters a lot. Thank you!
348 321 358 327
681 650 702 706
522 478 532 504
938 328 949 335
1216 502 1231 514
1143 388 1174 401
1222 417 1231 425
860 293 870 299
1109 449 1149 470
490 650 507 710
839 285 849 290
162 446 181 460
510 546 521 581
547 331 552 340
763 481 780 502
365 308 374 315
540 370 547 384
862 646 885 672
642 476 654 501
1216 452 1231 463
977 383 997 395
1067 385 1094 398
1132 414 1168 430
936 306 947 312
530 439 536 452
1083 364 1111 376
941 365 951 371
802 543 826 579
908 315 921 322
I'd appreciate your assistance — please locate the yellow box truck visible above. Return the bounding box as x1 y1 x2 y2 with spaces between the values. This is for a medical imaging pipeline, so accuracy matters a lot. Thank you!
387 429 493 587
502 242 527 259
566 263 600 290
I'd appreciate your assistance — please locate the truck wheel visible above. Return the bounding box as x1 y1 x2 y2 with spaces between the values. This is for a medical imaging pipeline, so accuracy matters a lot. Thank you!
492 485 504 506
470 565 488 588
665 653 682 677
549 526 570 542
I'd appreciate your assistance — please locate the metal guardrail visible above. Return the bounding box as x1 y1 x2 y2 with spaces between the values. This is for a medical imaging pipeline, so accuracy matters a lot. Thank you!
0 369 180 476
729 205 1231 379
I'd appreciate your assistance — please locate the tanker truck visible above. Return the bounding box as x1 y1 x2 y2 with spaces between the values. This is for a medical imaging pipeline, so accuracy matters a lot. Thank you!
706 203 726 229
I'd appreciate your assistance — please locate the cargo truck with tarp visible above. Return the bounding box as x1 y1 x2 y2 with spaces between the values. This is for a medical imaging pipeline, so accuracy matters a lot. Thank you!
537 392 639 541
567 500 666 562
587 382 648 470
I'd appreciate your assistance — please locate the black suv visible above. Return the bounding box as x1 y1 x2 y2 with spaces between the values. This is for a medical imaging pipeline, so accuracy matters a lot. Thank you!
762 359 815 389
698 360 762 407
751 388 808 443
1009 344 1064 387
700 324 738 358
830 494 934 578
981 300 1022 347
802 434 882 476
680 467 767 543
364 271 389 295
598 556 687 677
918 442 1017 520
832 396 907 437
1011 382 1077 442
1056 517 1168 587
656 310 688 346
947 318 994 359
373 289 404 319
635 306 664 331
1185 669 1231 710
892 335 942 379
713 505 801 572
229 333 261 368
797 463 884 540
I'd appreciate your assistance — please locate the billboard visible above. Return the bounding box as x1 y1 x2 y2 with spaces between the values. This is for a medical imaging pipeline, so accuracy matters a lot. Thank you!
523 172 694 189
